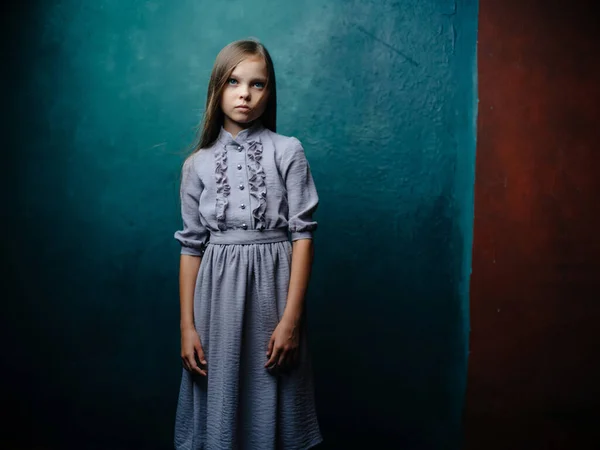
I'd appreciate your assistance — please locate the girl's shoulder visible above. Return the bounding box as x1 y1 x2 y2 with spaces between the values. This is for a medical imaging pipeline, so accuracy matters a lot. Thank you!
262 129 305 160
189 144 217 164
180 147 215 180
262 128 301 147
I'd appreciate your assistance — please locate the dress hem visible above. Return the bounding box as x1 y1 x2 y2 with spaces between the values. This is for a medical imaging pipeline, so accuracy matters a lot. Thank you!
303 435 324 450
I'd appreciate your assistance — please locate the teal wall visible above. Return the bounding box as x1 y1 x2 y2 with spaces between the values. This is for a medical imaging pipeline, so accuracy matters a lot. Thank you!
3 1 477 448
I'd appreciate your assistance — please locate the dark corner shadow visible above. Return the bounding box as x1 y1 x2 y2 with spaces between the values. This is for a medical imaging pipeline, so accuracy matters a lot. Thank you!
310 193 466 450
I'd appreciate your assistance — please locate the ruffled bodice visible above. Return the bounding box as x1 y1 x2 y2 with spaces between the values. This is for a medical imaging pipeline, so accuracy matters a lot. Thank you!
174 123 319 255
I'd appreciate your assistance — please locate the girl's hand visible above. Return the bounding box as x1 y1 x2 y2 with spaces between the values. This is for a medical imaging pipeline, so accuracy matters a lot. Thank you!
181 328 207 376
265 318 299 373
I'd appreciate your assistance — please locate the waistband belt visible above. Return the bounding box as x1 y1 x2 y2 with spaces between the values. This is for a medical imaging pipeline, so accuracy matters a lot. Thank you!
208 229 289 245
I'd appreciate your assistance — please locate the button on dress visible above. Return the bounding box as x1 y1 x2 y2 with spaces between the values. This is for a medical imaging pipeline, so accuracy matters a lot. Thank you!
173 123 322 450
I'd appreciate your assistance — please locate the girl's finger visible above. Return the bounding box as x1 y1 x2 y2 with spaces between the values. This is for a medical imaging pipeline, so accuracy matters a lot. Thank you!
195 344 207 366
265 346 281 369
277 349 287 367
186 355 197 373
195 353 207 372
188 356 206 376
266 335 274 357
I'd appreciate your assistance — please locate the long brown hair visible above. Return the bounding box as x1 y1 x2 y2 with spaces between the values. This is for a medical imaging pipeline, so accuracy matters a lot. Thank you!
192 38 277 153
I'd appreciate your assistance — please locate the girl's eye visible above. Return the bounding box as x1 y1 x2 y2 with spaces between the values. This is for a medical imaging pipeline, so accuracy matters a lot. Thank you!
253 82 265 89
228 78 238 85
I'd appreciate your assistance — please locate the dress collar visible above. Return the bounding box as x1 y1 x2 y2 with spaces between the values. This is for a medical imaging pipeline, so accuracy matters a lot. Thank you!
217 121 265 145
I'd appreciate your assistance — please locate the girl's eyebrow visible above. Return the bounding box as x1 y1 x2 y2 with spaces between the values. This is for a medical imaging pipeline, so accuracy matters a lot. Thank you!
229 73 267 82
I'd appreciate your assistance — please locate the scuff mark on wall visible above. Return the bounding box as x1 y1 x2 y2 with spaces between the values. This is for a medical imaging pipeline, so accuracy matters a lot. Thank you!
354 23 420 66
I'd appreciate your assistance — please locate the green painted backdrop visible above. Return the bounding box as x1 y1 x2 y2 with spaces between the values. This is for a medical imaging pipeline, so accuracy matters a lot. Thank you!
3 0 478 448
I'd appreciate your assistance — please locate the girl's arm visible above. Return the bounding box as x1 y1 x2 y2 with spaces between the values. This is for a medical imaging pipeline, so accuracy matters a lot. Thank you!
266 239 313 370
179 254 207 376
179 254 201 332
281 239 314 325
174 155 209 376
281 137 319 324
266 138 319 370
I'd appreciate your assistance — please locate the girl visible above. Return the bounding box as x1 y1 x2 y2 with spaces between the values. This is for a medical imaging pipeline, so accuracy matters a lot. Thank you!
173 38 323 450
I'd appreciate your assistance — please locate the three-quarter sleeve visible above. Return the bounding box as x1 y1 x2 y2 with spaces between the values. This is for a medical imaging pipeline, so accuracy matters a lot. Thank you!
174 154 209 256
283 138 319 241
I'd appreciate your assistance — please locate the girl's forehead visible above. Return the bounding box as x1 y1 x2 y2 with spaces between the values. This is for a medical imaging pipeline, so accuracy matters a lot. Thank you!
231 56 267 76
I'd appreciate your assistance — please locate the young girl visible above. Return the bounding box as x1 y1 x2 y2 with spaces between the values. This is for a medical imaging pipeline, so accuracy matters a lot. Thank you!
173 39 323 449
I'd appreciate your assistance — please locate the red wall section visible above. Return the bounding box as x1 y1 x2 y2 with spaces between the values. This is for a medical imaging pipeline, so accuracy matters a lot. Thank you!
465 1 600 448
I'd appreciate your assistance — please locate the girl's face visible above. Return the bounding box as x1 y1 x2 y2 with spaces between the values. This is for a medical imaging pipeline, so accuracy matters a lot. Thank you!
220 55 270 136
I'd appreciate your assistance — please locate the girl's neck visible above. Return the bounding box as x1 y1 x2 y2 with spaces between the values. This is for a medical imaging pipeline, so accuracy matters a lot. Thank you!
223 118 260 140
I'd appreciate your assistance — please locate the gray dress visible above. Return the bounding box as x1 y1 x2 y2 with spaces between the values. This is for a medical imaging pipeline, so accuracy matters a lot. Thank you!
173 122 322 450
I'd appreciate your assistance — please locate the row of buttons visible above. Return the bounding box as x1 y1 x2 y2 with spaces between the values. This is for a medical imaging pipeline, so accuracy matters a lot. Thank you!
234 144 249 230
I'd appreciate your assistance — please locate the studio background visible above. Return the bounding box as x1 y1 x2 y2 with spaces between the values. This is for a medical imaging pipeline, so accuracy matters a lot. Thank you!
2 1 477 449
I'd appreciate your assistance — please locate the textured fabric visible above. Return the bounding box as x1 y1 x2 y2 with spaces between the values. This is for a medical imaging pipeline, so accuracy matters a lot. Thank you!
173 123 322 450
174 122 319 258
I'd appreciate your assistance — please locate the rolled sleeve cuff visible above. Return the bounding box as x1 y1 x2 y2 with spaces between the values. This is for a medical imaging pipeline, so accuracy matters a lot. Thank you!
180 246 204 256
291 230 314 241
